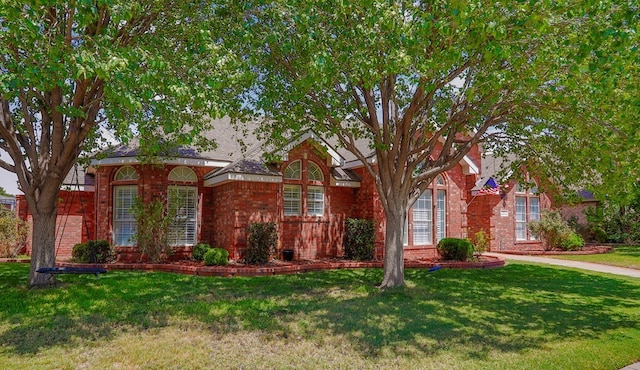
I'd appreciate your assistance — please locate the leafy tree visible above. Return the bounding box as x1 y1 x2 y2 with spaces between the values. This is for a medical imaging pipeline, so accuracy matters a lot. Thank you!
0 1 241 287
219 0 637 287
0 187 11 197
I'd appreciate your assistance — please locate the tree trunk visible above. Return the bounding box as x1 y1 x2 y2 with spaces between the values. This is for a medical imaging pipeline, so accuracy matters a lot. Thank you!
28 209 58 288
379 206 406 289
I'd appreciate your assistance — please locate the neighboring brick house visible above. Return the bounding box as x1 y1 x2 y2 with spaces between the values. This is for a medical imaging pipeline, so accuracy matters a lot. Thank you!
19 118 553 260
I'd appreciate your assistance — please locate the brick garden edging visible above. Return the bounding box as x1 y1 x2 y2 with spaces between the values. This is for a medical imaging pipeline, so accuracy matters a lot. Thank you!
54 256 505 277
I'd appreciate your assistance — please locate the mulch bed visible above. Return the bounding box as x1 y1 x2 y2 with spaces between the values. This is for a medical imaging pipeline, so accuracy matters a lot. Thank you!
50 255 505 277
497 245 613 256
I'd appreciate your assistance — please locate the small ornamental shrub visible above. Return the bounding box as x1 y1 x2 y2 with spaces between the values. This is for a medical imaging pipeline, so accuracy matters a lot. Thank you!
437 238 474 261
472 229 490 255
560 232 584 251
529 210 584 251
344 218 375 261
0 208 29 258
203 248 229 266
245 222 278 264
192 243 211 262
72 239 115 263
131 197 175 263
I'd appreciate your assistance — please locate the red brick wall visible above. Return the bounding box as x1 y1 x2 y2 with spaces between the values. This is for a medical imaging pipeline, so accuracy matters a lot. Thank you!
18 190 95 260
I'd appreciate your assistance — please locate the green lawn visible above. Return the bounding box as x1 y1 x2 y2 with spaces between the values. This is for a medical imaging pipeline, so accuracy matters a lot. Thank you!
1 262 639 369
550 246 640 269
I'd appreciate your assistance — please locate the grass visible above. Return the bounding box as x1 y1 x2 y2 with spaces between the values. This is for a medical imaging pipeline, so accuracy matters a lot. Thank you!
549 245 640 269
1 262 640 369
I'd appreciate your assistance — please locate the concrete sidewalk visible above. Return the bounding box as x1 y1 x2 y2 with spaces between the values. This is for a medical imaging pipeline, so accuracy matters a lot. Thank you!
485 252 640 278
486 252 640 370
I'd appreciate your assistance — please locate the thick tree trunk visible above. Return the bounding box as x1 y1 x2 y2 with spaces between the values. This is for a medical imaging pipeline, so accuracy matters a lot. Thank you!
28 209 58 288
379 206 406 289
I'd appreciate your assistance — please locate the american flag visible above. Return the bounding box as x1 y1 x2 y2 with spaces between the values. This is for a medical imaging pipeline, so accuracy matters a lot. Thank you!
476 177 500 196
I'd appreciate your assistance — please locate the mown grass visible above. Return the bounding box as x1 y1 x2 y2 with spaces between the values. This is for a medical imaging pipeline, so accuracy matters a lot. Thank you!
1 262 639 369
550 246 640 269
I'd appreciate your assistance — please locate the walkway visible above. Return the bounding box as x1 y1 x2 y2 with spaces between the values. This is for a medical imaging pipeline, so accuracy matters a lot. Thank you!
486 252 640 370
485 252 640 278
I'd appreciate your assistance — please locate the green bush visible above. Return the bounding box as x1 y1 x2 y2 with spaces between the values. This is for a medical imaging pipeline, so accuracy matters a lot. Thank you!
245 222 278 264
203 248 229 266
72 239 115 263
192 243 211 262
0 208 29 258
529 210 584 251
344 218 375 260
560 232 584 251
131 197 174 263
437 238 474 261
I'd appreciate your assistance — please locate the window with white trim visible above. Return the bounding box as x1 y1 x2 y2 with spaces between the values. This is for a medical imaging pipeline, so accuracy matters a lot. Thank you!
284 184 302 216
168 185 198 246
515 181 540 241
282 160 326 217
113 185 137 246
409 175 447 246
113 166 138 246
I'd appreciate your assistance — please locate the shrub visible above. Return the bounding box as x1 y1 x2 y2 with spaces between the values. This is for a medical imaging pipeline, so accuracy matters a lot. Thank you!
560 232 584 251
72 239 115 263
245 222 278 264
0 208 29 258
192 243 211 262
344 218 375 261
131 197 175 263
529 210 584 251
437 238 474 261
472 229 490 255
203 248 229 266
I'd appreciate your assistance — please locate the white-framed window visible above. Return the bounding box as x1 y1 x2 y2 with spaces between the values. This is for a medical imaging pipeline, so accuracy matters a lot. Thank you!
168 185 198 246
307 186 325 216
413 190 433 245
115 166 138 181
169 166 198 182
515 181 540 241
113 185 137 246
409 175 447 246
284 160 302 179
284 184 302 216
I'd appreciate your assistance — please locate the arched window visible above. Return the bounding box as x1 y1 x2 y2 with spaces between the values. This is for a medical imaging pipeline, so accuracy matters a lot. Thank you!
515 181 540 241
283 159 325 217
113 166 138 246
308 161 324 181
284 160 302 180
168 166 197 182
168 167 198 246
115 166 138 181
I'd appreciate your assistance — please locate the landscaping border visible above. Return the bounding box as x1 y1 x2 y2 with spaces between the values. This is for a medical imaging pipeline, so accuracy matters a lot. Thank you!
50 256 505 277
498 245 612 256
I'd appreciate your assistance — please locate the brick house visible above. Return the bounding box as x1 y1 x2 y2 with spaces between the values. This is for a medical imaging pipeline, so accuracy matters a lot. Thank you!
20 118 552 260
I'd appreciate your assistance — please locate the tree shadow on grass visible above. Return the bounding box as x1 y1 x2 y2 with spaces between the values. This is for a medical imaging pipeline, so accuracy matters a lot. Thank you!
0 262 639 360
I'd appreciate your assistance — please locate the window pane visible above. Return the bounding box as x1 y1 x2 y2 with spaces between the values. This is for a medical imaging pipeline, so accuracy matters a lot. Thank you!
168 186 198 246
168 166 197 182
307 186 324 216
284 185 301 216
284 160 301 179
413 190 432 245
113 185 137 246
529 197 540 240
115 166 138 181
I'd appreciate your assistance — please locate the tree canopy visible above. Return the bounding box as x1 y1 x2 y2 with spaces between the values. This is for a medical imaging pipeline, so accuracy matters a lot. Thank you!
218 0 639 287
0 0 241 286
